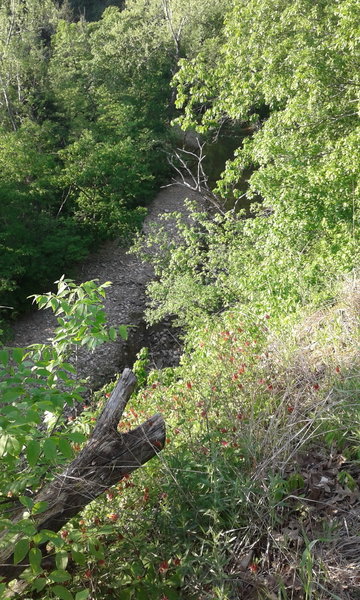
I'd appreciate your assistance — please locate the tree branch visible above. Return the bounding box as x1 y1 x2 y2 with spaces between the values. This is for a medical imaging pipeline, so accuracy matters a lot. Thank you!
0 369 166 582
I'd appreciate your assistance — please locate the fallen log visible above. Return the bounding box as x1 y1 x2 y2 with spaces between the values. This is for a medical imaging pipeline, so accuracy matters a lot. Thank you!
0 368 165 582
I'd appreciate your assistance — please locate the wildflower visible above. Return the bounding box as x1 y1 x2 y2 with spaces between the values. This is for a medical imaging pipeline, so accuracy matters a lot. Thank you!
158 560 169 574
108 513 119 522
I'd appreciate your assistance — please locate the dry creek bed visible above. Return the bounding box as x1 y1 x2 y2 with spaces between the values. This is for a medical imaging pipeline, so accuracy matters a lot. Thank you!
9 182 204 393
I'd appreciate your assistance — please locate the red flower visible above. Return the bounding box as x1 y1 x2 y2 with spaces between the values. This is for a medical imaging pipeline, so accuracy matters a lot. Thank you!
335 366 341 373
173 557 181 566
220 441 229 447
108 513 119 522
287 405 294 413
313 383 320 390
186 381 193 389
249 563 258 573
158 560 169 574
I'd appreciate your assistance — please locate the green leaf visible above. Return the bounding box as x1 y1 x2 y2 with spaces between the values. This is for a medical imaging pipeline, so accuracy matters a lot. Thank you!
12 348 24 364
0 435 8 457
75 591 89 600
58 437 73 459
89 542 104 559
15 520 37 536
32 576 47 592
29 547 42 572
43 437 57 461
62 363 76 374
68 432 86 443
52 585 74 600
49 569 71 583
14 538 30 564
19 496 34 510
109 327 117 341
0 349 9 366
32 501 48 515
34 529 61 544
71 550 86 565
118 590 132 600
56 551 69 570
118 325 128 340
6 435 22 456
26 440 41 467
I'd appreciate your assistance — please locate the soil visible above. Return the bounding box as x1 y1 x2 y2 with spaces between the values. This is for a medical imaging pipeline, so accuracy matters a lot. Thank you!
9 181 204 392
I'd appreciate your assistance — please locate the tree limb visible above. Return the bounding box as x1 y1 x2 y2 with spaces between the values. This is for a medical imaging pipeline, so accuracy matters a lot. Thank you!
0 369 166 582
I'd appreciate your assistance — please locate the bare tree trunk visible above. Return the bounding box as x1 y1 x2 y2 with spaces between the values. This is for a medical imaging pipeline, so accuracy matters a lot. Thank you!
0 369 166 582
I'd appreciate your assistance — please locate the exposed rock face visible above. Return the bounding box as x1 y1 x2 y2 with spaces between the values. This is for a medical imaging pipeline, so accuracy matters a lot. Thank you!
10 182 203 390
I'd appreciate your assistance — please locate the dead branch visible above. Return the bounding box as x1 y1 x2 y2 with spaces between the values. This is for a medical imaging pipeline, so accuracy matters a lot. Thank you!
0 369 165 582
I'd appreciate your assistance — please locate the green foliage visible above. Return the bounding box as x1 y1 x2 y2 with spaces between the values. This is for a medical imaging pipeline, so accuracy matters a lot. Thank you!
0 278 125 495
0 0 232 316
0 278 128 598
142 0 360 326
48 276 359 599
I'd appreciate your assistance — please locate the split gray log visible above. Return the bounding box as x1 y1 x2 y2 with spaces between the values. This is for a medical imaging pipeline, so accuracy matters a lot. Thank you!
0 368 166 582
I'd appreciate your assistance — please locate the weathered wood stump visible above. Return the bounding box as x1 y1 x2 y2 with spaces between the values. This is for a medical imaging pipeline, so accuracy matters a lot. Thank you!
0 368 165 582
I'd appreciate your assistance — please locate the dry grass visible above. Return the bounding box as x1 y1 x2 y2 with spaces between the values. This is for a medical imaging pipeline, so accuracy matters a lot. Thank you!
226 272 360 599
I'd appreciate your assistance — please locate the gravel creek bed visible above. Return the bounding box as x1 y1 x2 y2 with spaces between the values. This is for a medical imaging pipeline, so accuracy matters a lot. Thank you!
9 182 204 393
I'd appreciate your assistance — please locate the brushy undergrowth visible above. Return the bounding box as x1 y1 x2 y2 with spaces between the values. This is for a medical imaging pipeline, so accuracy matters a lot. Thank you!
53 272 360 600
